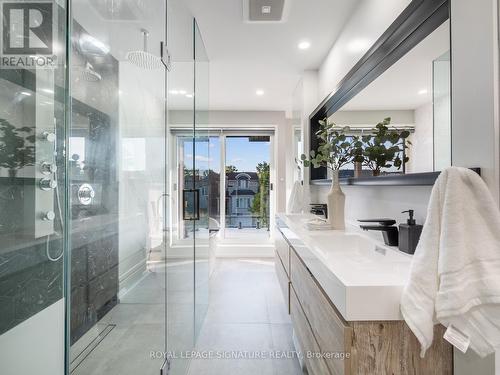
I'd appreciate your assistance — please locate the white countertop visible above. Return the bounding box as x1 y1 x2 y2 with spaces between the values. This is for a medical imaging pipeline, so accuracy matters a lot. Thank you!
277 213 413 321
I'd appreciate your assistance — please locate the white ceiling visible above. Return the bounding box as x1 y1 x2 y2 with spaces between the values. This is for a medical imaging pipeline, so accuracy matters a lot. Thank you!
183 0 361 112
342 20 450 111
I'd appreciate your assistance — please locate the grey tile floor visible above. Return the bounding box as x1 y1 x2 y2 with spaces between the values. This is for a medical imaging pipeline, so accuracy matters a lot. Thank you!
71 267 167 375
186 259 304 375
72 258 303 375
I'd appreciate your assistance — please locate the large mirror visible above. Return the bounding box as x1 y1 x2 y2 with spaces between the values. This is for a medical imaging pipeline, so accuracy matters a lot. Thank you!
309 1 451 184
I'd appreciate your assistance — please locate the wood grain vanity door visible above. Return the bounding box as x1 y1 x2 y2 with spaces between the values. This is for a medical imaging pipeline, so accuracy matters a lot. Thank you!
275 230 290 276
290 249 353 375
290 287 331 375
350 322 453 375
274 250 290 313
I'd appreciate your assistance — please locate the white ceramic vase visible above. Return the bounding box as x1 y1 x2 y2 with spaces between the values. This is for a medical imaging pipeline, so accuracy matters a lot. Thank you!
327 170 345 230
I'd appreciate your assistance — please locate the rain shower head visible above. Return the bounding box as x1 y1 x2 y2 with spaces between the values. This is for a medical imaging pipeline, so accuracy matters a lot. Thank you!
126 29 163 69
80 62 102 82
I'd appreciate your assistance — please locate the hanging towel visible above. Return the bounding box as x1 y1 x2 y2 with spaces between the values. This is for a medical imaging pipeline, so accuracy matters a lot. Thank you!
400 167 500 357
287 180 303 214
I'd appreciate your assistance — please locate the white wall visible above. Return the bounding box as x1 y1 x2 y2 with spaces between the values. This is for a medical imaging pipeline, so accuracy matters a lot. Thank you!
0 300 64 375
311 185 431 239
291 71 319 212
450 0 499 372
451 0 500 205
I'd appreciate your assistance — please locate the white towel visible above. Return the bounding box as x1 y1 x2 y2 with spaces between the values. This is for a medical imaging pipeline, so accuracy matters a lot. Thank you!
287 180 303 214
400 167 500 358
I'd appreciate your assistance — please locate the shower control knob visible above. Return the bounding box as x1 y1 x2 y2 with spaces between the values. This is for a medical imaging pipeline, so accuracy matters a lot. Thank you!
78 183 95 205
39 178 57 191
42 211 56 221
40 162 57 175
41 131 56 143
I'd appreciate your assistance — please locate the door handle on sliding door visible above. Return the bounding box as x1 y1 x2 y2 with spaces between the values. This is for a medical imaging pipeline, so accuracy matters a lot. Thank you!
182 189 200 221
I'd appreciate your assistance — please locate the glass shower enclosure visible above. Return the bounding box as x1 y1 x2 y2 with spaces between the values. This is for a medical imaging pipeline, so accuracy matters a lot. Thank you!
0 1 209 374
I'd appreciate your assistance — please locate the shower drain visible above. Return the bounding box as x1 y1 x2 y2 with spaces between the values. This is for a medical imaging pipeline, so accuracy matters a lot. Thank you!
70 324 116 373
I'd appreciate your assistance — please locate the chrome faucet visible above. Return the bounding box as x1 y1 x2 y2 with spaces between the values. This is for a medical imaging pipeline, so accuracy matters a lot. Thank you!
358 219 399 246
310 204 328 219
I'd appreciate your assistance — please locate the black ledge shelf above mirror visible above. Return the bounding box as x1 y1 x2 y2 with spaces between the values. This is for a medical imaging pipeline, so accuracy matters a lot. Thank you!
311 168 481 187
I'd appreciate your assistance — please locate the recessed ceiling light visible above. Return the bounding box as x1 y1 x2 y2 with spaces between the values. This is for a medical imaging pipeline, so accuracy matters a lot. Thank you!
169 90 179 95
179 90 187 95
261 5 271 14
298 41 311 50
256 89 265 96
418 89 428 95
185 94 194 98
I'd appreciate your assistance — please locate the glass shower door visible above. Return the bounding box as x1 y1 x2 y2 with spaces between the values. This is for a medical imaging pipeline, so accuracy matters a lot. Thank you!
165 1 196 374
67 2 168 375
165 12 210 375
193 20 210 339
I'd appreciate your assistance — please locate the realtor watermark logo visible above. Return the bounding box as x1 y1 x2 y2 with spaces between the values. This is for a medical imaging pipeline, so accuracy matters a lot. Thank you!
1 1 57 68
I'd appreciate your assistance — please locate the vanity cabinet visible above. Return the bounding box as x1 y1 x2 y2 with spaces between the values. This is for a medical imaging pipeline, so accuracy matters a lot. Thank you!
291 250 353 375
290 287 331 375
275 228 290 276
274 249 290 313
275 231 453 375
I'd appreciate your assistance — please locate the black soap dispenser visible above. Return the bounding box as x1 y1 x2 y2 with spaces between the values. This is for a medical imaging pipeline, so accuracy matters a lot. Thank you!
398 210 423 255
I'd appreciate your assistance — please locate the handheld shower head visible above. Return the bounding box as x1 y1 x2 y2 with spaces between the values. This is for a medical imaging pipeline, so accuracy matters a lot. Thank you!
126 29 163 70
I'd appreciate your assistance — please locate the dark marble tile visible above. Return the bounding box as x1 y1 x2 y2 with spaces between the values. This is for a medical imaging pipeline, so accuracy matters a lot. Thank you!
88 264 118 313
0 243 63 335
72 245 88 287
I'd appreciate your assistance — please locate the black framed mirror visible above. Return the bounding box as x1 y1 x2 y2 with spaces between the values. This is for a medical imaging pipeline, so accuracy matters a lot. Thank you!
309 0 452 186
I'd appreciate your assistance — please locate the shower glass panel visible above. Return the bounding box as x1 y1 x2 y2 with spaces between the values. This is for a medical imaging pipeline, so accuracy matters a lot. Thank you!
193 19 210 340
166 5 210 373
0 1 67 373
68 1 167 374
166 1 195 374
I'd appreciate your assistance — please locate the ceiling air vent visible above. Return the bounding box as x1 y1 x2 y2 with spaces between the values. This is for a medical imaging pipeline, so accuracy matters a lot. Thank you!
243 0 289 23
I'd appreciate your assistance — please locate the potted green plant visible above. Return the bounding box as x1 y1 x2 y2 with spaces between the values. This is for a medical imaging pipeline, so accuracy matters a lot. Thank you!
361 117 411 176
300 118 356 229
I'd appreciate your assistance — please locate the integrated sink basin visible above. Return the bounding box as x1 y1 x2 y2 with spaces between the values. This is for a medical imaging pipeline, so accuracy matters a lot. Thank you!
277 213 413 321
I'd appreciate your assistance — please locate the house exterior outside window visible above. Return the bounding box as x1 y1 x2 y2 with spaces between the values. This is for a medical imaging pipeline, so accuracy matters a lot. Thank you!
225 172 259 228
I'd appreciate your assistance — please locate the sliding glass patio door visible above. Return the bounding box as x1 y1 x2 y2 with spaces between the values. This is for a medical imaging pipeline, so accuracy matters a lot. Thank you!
223 134 273 241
